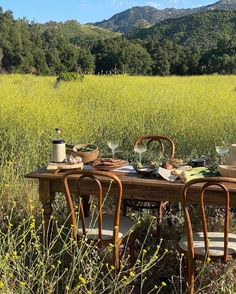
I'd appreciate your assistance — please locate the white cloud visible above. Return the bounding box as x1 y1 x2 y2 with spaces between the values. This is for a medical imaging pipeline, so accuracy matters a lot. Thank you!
146 1 162 8
145 0 199 9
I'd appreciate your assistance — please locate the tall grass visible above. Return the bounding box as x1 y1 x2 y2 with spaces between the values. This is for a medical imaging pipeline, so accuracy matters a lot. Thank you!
1 74 236 293
1 74 236 197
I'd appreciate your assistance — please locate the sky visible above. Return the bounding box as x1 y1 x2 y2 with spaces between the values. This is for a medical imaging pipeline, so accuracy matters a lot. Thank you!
0 0 216 24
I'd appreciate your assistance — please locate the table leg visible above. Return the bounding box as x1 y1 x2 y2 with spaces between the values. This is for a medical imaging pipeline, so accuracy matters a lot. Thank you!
82 195 91 217
39 179 55 247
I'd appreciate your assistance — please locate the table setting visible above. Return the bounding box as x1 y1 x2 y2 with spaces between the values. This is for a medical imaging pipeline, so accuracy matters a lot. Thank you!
45 129 226 183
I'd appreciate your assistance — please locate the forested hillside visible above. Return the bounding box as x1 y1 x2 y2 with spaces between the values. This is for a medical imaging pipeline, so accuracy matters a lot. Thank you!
0 7 236 76
129 10 236 50
93 6 199 34
93 0 236 33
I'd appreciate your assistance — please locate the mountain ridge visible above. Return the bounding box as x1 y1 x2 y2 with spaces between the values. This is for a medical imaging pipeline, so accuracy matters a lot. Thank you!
128 9 236 51
92 0 236 33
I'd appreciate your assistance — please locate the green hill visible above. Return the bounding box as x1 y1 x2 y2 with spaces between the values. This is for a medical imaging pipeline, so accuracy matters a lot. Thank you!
41 20 119 47
93 1 236 34
93 6 199 34
129 10 236 50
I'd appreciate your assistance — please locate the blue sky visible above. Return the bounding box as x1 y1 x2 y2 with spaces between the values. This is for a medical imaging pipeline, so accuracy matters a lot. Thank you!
0 0 216 23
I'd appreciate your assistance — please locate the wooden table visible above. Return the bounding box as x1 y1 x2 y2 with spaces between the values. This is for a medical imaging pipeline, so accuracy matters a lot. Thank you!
26 167 236 245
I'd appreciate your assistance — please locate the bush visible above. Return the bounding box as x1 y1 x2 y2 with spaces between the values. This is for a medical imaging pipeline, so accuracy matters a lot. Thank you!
55 72 85 88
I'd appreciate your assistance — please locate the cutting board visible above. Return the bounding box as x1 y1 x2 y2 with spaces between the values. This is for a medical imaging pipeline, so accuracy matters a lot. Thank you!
47 162 84 173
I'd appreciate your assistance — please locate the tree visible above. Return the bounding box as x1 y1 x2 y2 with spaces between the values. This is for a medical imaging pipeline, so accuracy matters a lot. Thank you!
202 36 236 74
93 37 152 75
77 49 95 73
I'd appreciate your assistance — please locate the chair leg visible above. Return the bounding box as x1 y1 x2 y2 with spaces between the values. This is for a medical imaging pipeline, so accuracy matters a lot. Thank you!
187 258 195 294
122 199 127 216
114 242 120 273
156 201 163 235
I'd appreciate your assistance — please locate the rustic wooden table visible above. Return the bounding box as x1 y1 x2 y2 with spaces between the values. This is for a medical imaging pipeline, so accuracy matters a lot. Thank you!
26 167 236 245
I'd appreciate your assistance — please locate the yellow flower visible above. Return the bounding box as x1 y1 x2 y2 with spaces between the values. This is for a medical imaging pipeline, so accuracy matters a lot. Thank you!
13 251 19 259
129 271 135 278
0 281 4 289
207 257 211 263
29 204 35 211
19 281 26 287
110 265 115 270
30 222 35 230
143 249 147 255
57 260 62 265
161 282 167 287
79 276 86 284
51 264 55 269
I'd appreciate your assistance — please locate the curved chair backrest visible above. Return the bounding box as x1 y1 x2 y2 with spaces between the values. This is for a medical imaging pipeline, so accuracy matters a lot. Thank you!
134 135 175 161
63 170 123 246
181 177 236 262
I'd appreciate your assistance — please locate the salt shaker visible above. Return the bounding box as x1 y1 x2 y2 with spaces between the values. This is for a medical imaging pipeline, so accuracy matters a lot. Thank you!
52 128 66 163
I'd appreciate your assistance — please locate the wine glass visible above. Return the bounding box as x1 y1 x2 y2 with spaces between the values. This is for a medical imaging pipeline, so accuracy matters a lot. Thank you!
134 144 147 164
107 140 119 158
215 144 229 165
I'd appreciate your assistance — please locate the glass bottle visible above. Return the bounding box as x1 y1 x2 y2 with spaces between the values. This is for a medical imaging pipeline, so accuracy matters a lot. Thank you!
52 128 66 162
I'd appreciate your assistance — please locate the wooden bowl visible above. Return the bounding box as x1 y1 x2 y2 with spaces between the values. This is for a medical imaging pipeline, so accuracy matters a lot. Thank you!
218 165 236 178
72 144 99 164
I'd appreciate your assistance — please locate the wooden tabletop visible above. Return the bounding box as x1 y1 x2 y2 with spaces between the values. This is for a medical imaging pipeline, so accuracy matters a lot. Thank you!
26 167 236 206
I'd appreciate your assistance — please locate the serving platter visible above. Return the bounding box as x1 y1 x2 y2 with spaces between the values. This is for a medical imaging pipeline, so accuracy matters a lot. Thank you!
93 158 129 171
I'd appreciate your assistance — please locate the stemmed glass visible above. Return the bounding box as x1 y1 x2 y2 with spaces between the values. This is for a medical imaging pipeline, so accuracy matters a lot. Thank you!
134 144 147 164
215 144 229 165
107 140 119 158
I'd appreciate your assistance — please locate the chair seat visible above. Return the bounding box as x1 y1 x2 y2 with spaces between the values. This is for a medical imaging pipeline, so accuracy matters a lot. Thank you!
179 232 236 257
78 214 135 240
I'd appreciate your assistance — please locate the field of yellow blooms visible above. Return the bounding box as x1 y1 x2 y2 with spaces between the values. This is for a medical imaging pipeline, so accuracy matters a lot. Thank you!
0 73 236 204
0 74 236 293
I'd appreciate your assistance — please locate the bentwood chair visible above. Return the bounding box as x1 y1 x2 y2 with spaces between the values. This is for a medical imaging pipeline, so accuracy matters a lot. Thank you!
178 177 236 294
63 170 136 271
122 135 175 232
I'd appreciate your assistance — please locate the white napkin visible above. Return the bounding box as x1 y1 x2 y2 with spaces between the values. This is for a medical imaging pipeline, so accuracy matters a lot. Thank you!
112 165 137 174
153 167 178 182
83 164 137 174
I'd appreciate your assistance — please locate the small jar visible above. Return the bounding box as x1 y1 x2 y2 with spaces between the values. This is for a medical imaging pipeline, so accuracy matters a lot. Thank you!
52 139 66 163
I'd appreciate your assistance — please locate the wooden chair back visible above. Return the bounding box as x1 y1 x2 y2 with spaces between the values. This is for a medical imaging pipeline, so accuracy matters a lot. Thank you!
63 170 123 246
134 135 175 161
181 177 236 262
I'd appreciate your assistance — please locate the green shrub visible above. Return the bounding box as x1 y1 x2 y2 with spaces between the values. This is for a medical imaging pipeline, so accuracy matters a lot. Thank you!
54 72 85 88
57 72 84 82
